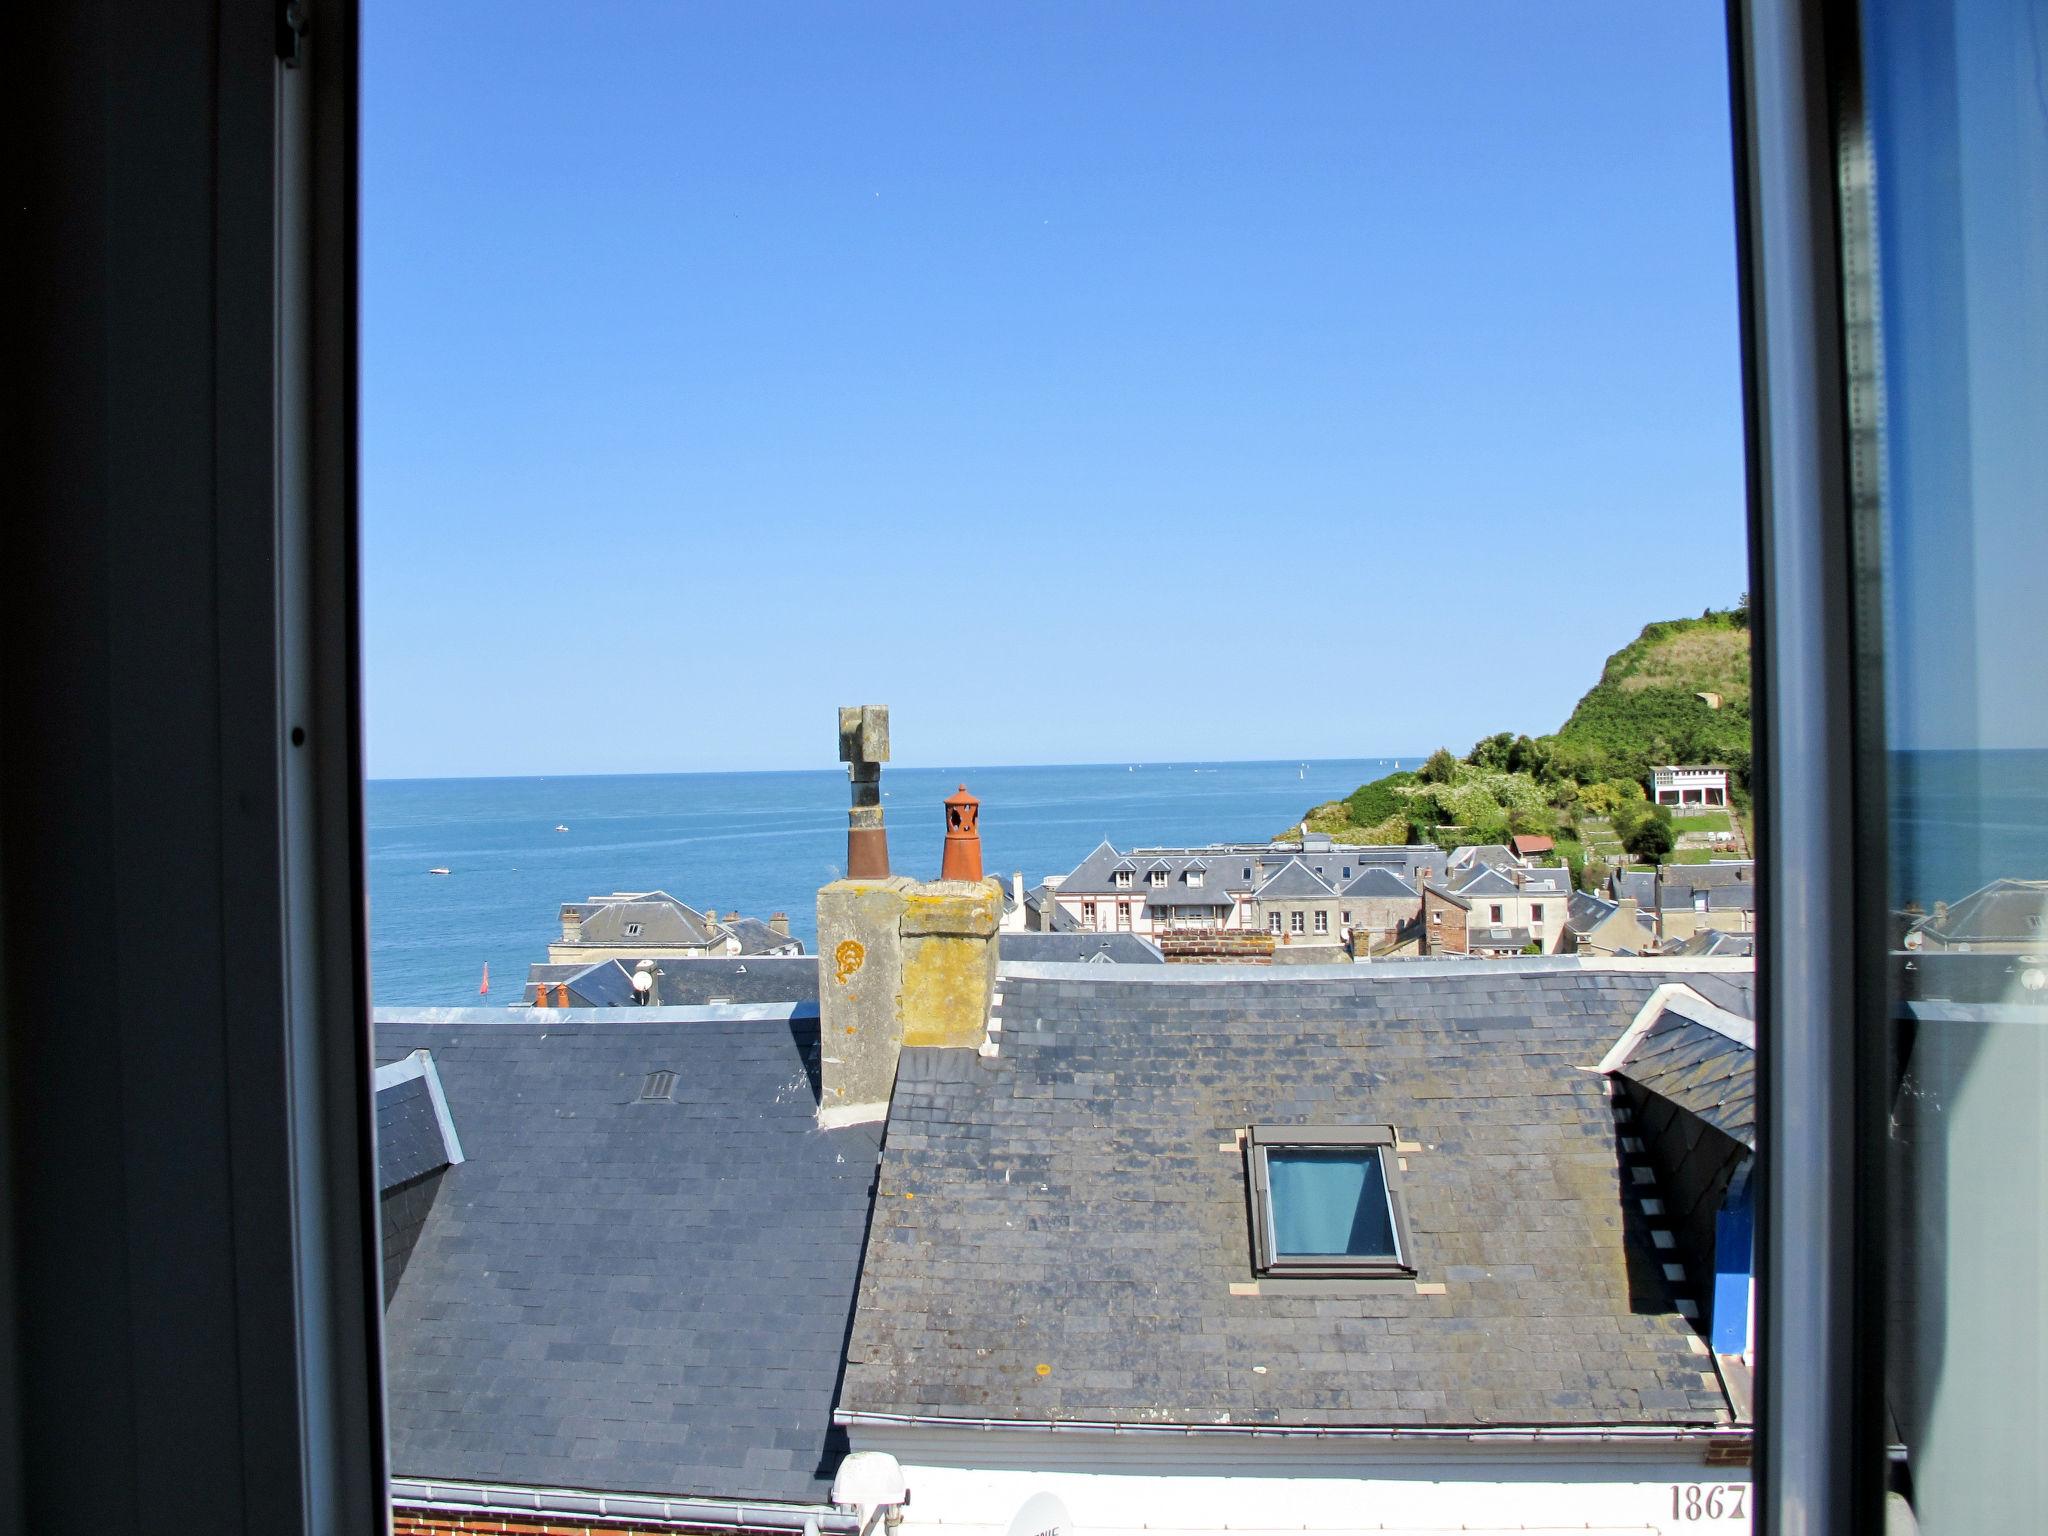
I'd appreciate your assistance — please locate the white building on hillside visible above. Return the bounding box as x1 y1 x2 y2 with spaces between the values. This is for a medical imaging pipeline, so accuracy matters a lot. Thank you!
1652 765 1731 807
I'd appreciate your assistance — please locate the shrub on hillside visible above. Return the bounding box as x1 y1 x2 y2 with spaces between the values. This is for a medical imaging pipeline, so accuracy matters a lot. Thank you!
1418 748 1460 785
1624 817 1676 862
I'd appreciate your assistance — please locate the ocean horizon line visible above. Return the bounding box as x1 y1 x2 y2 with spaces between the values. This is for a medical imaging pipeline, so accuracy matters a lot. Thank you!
367 754 1428 787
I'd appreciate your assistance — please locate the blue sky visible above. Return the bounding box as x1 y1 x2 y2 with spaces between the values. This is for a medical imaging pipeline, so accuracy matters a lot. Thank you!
363 1 1749 778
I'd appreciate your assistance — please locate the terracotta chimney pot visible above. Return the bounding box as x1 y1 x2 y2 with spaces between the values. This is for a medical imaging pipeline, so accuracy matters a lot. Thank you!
941 784 984 882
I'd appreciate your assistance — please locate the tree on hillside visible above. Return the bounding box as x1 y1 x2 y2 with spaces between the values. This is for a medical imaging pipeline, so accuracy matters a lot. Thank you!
1418 747 1459 784
1467 732 1515 771
1624 817 1676 863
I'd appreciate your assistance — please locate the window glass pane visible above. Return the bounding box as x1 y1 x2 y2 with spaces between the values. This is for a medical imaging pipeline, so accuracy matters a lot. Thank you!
1860 0 2048 1527
1268 1149 1396 1258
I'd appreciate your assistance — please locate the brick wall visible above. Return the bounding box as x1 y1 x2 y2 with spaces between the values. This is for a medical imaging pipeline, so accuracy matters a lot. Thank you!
1421 889 1468 954
394 1512 705 1535
1157 932 1276 964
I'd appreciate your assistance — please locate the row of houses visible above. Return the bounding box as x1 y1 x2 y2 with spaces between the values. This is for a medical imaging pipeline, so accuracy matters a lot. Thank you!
1031 836 1623 959
526 889 805 1005
377 953 1758 1536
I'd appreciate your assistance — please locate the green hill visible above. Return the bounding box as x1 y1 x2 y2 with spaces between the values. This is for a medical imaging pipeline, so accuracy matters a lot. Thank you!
1550 609 1751 784
1294 605 1752 868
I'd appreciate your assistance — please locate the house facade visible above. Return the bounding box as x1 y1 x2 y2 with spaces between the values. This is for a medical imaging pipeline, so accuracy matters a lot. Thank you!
1611 863 1757 947
1421 858 1576 956
1652 765 1731 807
1045 837 1443 945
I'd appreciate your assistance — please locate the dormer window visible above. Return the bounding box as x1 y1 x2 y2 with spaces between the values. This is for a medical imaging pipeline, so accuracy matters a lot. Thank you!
1114 870 1132 889
1187 869 1204 887
1149 869 1167 887
1246 1126 1414 1279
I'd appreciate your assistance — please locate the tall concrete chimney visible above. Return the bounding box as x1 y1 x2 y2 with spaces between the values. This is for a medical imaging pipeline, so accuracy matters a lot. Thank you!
839 705 891 878
770 912 790 937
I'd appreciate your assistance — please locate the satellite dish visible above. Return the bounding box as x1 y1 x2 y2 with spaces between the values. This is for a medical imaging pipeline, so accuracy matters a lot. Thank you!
1006 1492 1073 1536
630 970 653 994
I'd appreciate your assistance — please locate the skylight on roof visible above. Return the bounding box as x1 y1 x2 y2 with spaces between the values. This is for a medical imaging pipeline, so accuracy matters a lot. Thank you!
1246 1125 1414 1280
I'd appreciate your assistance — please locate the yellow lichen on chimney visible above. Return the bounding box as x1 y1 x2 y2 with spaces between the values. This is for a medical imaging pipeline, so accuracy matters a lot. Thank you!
901 877 1001 1048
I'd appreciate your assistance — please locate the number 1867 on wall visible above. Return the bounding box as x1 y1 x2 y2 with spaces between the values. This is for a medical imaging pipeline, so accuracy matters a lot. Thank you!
1670 1483 1748 1522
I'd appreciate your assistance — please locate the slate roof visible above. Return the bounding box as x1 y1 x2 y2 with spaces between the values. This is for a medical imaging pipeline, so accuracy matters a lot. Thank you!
1145 885 1237 909
1340 866 1420 899
376 1011 879 1504
1446 844 1519 872
1566 892 1620 935
1664 930 1756 959
1467 925 1533 950
1449 865 1521 898
1656 863 1756 914
719 916 804 956
842 966 1741 1430
1253 859 1340 900
1915 877 2048 944
1612 869 1658 909
524 959 642 1007
375 1060 457 1192
1000 933 1166 965
1603 989 1756 1149
565 892 720 949
1057 840 1441 898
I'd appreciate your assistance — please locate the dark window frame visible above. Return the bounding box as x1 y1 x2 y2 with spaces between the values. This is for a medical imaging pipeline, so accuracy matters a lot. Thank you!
1244 1124 1416 1280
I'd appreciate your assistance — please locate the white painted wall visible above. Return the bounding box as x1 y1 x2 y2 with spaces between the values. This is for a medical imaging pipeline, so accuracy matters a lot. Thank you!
851 1429 1752 1536
881 1457 1750 1536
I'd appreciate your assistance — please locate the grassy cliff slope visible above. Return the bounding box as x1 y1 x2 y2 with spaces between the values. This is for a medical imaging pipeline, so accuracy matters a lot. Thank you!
1296 607 1752 857
1551 611 1751 780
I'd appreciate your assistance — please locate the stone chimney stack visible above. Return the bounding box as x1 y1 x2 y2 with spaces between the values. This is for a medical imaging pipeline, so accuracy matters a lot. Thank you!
839 705 891 878
770 912 790 937
941 785 984 881
817 717 1001 1124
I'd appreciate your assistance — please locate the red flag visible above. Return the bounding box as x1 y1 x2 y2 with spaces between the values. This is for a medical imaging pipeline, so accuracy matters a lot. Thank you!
478 961 490 997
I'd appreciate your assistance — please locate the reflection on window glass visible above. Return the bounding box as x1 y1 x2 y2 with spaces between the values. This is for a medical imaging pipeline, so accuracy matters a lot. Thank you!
1862 0 2048 1529
1269 1149 1398 1258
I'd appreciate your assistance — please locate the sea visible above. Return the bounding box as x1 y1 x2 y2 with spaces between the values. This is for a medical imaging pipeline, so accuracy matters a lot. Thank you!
368 757 1419 1005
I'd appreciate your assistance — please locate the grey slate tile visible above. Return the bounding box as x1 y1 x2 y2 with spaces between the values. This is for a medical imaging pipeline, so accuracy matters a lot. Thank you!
376 1012 877 1504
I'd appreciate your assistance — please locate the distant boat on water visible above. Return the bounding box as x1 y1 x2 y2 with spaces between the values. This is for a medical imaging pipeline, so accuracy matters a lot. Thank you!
554 823 569 832
428 867 451 875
